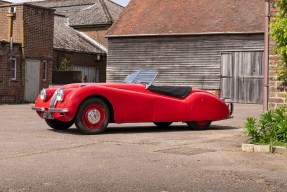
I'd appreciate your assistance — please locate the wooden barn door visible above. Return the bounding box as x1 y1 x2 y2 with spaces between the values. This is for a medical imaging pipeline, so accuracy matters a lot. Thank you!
221 51 263 104
73 66 99 82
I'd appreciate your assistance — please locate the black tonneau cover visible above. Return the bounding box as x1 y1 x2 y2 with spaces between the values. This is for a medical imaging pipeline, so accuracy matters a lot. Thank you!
148 85 192 98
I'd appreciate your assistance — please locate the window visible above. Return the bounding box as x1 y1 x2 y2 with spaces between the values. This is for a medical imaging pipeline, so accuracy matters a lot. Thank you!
43 61 47 81
8 7 16 13
11 58 16 80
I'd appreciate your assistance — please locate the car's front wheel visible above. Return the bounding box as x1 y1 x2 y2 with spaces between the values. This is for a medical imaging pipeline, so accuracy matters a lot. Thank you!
153 122 172 127
45 119 74 130
187 121 211 130
75 97 110 134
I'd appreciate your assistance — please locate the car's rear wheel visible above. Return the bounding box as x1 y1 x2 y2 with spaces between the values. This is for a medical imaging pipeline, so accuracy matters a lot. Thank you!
45 119 74 130
75 97 110 134
153 122 172 127
187 121 211 130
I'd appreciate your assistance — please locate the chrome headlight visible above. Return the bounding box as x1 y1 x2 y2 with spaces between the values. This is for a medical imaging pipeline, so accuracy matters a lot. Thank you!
40 89 47 101
56 88 64 102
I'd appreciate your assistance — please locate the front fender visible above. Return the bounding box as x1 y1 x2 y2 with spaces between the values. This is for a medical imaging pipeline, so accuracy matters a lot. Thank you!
61 85 117 121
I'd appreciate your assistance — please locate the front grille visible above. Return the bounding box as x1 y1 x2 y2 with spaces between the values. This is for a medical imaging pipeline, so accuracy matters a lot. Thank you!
50 88 59 108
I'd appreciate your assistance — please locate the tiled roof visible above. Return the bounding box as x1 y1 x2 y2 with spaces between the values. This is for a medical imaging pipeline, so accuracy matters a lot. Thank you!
54 15 106 54
30 0 123 26
106 0 265 36
30 0 96 8
0 0 11 5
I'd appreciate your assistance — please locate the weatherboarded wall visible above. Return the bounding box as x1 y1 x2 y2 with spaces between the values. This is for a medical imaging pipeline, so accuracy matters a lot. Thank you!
107 34 264 91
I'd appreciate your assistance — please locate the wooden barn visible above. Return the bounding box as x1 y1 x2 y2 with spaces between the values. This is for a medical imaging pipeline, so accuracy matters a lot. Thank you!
106 0 265 104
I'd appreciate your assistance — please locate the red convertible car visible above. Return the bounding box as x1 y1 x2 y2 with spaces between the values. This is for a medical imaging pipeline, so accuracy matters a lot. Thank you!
32 69 233 134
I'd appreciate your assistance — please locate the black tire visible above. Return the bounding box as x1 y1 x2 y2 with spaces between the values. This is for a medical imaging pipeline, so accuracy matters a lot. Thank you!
187 121 211 130
75 97 110 134
153 122 172 128
45 119 74 130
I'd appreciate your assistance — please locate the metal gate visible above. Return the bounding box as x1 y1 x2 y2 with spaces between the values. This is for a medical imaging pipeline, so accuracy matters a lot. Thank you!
25 60 40 102
220 51 263 104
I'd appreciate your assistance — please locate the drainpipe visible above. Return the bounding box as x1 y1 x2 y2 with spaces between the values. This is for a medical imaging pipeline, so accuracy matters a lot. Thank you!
21 10 25 60
6 12 15 43
263 0 270 112
22 6 26 101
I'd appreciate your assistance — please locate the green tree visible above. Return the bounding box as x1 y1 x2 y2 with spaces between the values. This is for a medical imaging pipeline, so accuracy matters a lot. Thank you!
270 0 287 82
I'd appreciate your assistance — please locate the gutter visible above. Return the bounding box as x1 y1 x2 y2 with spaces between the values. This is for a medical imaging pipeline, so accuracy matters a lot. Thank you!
263 0 270 112
54 48 105 55
105 31 264 38
71 24 111 28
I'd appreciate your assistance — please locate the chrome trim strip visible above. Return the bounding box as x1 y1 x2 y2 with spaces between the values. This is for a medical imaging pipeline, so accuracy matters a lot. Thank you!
31 107 69 113
31 107 45 112
48 108 69 113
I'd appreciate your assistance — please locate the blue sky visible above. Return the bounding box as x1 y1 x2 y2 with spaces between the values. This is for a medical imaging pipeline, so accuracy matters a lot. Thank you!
113 0 130 6
9 0 130 7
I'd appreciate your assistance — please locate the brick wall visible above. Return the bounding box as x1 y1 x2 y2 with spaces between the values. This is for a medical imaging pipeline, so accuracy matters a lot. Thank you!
23 5 54 59
0 4 54 103
77 26 110 48
23 5 54 90
268 4 287 109
268 44 287 109
54 50 107 82
0 5 23 43
0 42 23 103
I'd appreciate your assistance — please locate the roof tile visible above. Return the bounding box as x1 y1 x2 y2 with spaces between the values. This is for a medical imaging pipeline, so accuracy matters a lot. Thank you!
107 0 265 36
54 15 106 53
31 0 123 26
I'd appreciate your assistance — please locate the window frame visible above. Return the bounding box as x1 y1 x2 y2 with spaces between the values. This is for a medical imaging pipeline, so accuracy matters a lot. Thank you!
43 60 47 81
11 58 16 81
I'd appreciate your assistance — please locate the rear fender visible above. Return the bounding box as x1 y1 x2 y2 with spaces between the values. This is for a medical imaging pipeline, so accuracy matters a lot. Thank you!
185 92 230 121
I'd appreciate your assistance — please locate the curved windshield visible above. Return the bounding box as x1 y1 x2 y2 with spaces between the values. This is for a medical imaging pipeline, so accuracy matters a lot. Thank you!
123 69 158 87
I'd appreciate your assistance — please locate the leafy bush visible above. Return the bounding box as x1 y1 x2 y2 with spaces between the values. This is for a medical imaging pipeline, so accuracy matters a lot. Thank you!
244 107 287 146
57 58 71 71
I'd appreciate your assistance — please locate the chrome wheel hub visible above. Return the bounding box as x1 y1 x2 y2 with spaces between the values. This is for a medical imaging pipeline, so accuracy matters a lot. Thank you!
87 109 101 124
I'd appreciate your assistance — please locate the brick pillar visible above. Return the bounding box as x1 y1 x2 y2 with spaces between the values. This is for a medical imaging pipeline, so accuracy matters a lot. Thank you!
268 3 287 109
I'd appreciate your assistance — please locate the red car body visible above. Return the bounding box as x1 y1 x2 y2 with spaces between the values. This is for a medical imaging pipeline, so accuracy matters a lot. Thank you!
32 70 233 134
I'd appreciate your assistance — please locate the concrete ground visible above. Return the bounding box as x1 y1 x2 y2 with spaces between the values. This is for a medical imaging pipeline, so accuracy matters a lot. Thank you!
0 103 286 192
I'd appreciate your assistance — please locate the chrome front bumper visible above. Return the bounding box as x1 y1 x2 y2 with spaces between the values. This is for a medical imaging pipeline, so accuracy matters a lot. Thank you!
32 107 69 113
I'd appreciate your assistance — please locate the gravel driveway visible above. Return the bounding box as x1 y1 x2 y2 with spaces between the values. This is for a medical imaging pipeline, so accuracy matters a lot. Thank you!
0 103 286 192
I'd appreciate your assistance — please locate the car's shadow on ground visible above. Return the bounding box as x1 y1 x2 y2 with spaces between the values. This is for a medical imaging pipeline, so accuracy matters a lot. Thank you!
48 124 238 135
